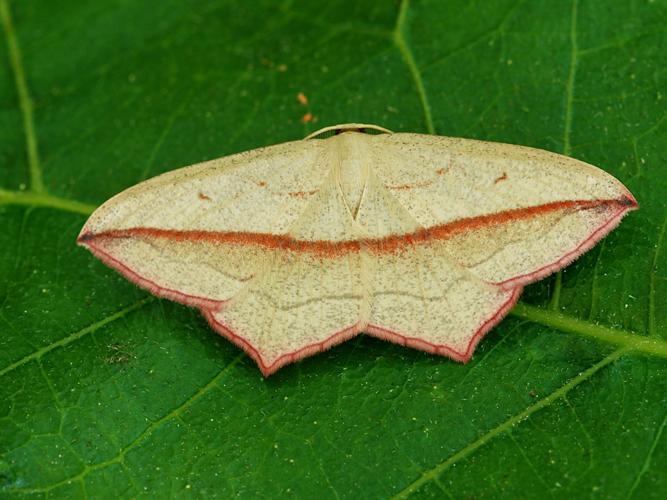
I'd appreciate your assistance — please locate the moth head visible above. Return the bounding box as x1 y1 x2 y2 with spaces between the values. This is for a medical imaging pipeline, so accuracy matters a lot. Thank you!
304 123 393 140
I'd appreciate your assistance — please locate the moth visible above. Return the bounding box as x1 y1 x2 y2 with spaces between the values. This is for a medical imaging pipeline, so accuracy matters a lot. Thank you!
78 123 637 375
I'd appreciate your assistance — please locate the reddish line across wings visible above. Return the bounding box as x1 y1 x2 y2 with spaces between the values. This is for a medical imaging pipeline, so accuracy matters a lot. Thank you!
79 197 637 257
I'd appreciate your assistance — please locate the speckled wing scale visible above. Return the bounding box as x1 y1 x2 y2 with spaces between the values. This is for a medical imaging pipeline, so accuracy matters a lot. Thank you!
78 123 638 375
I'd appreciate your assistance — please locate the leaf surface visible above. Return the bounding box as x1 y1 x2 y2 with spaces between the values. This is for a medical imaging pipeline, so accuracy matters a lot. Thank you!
1 0 666 497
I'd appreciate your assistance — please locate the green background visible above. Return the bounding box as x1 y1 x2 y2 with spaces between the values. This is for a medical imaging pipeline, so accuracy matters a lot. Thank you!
1 0 666 497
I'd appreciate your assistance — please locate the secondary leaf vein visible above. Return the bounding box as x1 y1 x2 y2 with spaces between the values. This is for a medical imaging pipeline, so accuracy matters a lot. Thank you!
393 0 435 134
625 410 667 499
391 348 627 498
549 0 580 312
0 297 152 378
0 0 45 193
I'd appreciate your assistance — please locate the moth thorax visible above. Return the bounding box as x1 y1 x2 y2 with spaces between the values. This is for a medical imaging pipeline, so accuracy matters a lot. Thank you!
334 132 371 219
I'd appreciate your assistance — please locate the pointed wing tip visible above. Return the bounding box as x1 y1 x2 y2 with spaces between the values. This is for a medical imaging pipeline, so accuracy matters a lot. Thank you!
620 193 639 210
77 232 94 245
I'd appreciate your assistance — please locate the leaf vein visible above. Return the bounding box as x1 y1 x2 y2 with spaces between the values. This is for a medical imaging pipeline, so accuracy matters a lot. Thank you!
0 297 152 378
390 348 627 498
8 353 244 495
393 0 435 134
625 410 667 499
510 303 667 359
648 217 667 338
0 0 44 193
549 0 580 312
0 189 96 216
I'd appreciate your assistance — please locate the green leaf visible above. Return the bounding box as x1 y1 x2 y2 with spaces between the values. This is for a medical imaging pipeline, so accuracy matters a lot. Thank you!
1 0 666 497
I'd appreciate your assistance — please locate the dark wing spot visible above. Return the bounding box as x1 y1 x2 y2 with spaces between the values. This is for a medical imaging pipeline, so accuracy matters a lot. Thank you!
494 172 508 184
